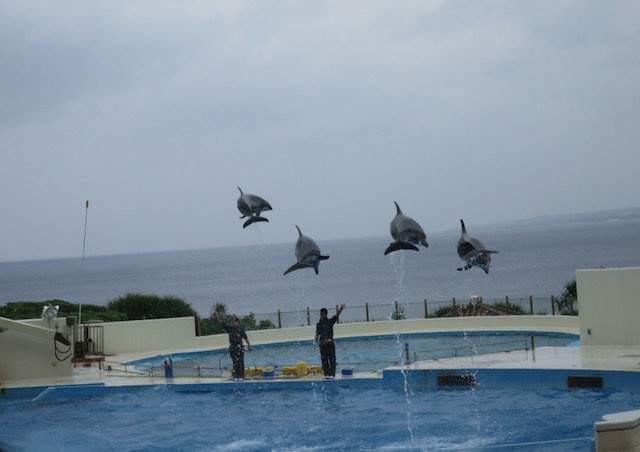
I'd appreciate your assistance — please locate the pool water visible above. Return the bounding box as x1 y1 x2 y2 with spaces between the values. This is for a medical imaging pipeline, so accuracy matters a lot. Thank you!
1 385 638 451
146 332 577 376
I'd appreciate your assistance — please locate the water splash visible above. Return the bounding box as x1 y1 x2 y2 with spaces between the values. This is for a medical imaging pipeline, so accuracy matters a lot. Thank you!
387 250 416 446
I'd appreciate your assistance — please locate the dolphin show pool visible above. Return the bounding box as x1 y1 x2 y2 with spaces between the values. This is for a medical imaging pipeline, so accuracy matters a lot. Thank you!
5 384 639 451
134 331 577 376
3 331 640 451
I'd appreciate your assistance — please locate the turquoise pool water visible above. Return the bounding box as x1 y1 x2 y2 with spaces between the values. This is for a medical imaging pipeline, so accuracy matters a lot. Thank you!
135 331 578 376
2 384 639 450
3 331 629 451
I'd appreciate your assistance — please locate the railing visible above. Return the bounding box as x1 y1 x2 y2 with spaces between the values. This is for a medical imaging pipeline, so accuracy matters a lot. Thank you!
252 296 576 329
73 323 104 358
410 338 532 363
100 337 537 378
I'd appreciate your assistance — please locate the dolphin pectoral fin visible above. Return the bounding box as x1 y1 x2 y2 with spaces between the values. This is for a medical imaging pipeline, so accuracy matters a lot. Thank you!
318 255 330 261
462 250 482 260
456 267 464 271
384 241 420 255
243 216 269 228
283 262 314 275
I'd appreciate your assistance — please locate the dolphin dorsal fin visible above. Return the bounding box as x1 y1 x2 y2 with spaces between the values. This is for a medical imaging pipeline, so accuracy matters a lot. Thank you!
394 201 402 215
237 186 244 195
460 219 467 234
295 225 302 236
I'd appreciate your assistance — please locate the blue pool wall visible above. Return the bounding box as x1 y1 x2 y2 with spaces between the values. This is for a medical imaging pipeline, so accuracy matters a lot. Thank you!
4 366 640 403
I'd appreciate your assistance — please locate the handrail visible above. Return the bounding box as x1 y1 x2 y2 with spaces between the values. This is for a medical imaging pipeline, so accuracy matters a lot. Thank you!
251 296 577 329
101 338 536 379
411 338 530 362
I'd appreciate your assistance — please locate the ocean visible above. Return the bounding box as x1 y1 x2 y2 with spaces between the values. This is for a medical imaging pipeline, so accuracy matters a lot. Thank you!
1 215 639 320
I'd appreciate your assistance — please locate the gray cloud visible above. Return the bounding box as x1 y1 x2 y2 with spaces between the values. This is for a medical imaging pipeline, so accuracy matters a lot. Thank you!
1 0 639 262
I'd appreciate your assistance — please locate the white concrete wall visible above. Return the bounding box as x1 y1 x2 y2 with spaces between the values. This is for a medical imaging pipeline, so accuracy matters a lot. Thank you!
0 318 73 383
577 267 640 347
108 315 579 357
595 410 640 452
101 317 198 355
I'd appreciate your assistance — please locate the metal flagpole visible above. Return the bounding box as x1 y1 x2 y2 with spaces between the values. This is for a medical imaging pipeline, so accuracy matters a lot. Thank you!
80 200 89 325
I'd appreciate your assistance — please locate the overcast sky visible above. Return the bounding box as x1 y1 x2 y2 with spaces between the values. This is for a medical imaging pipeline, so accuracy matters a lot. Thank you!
1 1 639 262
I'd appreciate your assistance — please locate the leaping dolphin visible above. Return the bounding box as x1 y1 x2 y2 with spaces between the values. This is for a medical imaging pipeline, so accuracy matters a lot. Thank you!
283 225 329 275
236 187 272 228
384 201 429 255
456 219 498 274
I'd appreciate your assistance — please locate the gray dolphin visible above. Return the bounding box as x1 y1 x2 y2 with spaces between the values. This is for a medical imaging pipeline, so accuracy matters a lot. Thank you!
456 219 499 274
283 225 330 275
384 201 429 255
236 186 272 228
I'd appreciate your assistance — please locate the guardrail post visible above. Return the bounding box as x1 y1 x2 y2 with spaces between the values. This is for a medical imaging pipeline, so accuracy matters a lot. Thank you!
424 299 428 318
529 295 533 314
335 304 340 323
277 309 282 329
365 303 370 322
404 343 410 365
394 300 399 319
551 296 556 316
306 307 310 326
452 298 456 308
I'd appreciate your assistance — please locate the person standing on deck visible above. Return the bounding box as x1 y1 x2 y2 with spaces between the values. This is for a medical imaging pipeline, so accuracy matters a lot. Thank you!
214 313 251 380
315 304 345 378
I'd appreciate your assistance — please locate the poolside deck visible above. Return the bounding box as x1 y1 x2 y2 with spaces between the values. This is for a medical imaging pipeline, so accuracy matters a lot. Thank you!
5 343 636 395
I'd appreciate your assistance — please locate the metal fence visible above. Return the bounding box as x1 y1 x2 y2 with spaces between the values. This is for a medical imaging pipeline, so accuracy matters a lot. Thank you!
73 323 104 358
252 296 576 329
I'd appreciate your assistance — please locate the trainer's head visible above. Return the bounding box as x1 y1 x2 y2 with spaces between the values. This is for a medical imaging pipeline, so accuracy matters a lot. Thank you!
320 308 328 319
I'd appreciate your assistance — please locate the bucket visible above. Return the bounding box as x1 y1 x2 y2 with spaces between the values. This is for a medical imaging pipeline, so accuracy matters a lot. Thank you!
341 368 353 376
262 367 275 377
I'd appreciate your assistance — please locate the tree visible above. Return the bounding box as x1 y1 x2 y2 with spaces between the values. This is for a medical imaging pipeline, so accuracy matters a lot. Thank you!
0 300 126 322
106 292 199 320
199 302 276 335
556 279 578 315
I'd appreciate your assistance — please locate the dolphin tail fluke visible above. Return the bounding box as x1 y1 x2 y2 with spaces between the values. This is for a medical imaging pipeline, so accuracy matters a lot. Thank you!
243 216 269 228
384 241 419 255
283 262 314 275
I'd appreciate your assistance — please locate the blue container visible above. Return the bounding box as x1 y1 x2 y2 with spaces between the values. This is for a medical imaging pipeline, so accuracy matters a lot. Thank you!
341 368 353 376
163 359 173 379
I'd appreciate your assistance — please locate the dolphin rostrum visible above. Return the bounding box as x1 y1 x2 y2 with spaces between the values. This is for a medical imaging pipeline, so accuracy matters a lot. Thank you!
236 186 272 228
384 201 429 255
456 219 498 274
283 225 330 275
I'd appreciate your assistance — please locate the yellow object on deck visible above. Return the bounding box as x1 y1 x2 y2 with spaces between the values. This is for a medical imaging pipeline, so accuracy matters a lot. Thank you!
282 366 296 375
295 361 308 376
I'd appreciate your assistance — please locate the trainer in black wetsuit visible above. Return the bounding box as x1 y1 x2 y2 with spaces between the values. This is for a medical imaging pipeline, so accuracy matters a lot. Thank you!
315 304 345 378
215 313 251 380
